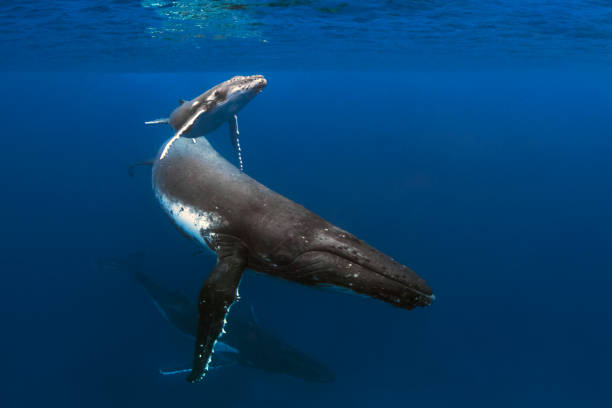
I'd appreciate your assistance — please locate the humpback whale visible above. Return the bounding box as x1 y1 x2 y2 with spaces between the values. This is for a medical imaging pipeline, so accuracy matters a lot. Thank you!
135 268 335 382
97 254 334 382
152 135 435 382
145 75 267 171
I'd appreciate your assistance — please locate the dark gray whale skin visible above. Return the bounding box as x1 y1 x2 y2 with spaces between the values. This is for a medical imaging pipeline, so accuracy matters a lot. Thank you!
152 136 434 382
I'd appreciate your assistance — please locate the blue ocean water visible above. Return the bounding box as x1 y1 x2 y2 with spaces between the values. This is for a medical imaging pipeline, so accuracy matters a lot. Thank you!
1 2 611 407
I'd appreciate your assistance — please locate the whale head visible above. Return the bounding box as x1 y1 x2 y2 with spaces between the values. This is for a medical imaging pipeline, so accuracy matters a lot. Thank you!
168 75 267 133
220 75 268 109
282 226 435 310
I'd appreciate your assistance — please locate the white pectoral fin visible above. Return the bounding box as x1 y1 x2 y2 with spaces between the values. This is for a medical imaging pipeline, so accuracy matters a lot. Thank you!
228 115 238 150
228 114 244 172
159 109 205 160
144 118 169 125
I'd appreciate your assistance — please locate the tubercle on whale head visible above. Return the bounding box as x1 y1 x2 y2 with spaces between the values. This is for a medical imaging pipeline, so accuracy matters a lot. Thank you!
196 74 267 120
275 226 435 310
223 74 267 101
228 74 267 89
321 228 434 306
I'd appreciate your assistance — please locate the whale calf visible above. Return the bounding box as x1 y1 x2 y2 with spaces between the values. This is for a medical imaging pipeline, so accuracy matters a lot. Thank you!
152 135 435 382
146 75 267 171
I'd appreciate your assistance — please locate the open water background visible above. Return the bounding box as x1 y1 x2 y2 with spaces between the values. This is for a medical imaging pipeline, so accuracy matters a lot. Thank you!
1 2 611 407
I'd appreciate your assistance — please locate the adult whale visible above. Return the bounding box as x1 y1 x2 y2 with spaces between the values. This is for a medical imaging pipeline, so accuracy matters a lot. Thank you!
152 135 435 382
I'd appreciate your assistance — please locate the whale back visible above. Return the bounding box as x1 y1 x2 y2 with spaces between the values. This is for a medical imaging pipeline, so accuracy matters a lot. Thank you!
152 136 325 263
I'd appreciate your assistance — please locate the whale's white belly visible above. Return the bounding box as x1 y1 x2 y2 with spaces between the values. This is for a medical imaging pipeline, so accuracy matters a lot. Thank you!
155 190 223 248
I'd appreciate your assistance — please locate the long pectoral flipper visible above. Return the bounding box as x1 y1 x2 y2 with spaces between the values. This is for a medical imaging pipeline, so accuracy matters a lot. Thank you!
144 118 169 125
160 108 207 160
186 240 247 383
228 114 244 172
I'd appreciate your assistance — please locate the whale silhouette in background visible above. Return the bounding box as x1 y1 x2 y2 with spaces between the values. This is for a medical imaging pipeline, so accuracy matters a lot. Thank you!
97 254 335 383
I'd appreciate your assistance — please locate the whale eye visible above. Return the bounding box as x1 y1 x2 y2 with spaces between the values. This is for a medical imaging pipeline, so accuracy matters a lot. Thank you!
215 88 228 101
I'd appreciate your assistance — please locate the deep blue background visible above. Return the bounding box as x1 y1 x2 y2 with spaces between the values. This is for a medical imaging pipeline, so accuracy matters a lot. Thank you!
1 1 612 406
1 70 610 407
